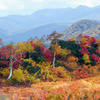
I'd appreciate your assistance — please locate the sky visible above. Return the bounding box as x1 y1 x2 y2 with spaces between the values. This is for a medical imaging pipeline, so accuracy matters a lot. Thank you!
0 0 100 17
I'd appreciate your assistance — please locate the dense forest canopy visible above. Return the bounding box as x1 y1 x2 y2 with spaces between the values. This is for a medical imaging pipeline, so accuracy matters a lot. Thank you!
0 31 100 100
0 32 100 82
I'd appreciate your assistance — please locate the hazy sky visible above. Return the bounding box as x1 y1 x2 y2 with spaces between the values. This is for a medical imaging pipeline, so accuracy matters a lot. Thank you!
0 0 100 17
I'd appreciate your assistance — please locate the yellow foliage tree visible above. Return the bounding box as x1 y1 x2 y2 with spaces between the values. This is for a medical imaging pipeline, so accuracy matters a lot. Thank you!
11 68 25 83
83 53 91 64
25 42 34 58
80 37 91 48
71 37 75 41
16 42 26 58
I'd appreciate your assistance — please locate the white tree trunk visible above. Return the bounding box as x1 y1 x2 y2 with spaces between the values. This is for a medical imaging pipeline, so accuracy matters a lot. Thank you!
6 58 13 80
20 53 22 59
53 50 56 68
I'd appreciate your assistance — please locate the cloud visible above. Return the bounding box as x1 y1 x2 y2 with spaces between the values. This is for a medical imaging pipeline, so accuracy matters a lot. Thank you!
72 0 93 7
19 4 24 10
0 2 7 10
6 0 19 5
32 0 43 3
56 0 95 7
91 0 100 6
0 0 100 17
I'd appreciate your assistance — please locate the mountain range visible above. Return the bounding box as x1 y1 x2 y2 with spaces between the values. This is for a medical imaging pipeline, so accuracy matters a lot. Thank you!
0 5 100 44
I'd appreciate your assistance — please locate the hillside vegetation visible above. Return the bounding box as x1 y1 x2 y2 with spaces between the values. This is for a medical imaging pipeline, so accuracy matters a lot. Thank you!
0 32 100 99
0 76 100 100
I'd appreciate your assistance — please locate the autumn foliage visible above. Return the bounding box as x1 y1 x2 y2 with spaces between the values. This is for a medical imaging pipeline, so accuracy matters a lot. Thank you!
0 34 100 99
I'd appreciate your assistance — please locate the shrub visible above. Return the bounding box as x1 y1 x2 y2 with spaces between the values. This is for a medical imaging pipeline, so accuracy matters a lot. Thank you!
51 66 71 81
10 68 25 83
27 75 35 83
71 68 88 79
27 66 41 75
22 61 32 69
66 62 78 69
1 67 10 78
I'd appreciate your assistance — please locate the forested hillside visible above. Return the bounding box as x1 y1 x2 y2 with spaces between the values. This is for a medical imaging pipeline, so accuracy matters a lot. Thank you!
62 20 100 39
0 32 100 99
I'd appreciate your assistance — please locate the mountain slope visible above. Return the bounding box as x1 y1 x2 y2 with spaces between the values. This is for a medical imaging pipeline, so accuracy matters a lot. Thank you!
62 20 100 40
0 28 8 43
4 22 71 44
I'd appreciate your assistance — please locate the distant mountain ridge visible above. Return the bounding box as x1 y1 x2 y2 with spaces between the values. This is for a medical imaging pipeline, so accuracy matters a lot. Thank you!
0 5 100 44
8 22 71 44
0 5 100 34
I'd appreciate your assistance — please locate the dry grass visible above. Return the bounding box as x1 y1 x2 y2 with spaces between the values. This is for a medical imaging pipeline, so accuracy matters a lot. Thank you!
0 75 100 100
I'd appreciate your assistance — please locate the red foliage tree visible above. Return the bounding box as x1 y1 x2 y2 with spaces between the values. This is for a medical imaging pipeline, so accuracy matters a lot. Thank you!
79 47 90 55
0 44 22 80
40 46 53 62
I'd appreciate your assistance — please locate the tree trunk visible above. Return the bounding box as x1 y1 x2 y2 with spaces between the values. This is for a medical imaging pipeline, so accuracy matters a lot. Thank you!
20 53 22 59
53 50 56 68
6 58 13 80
